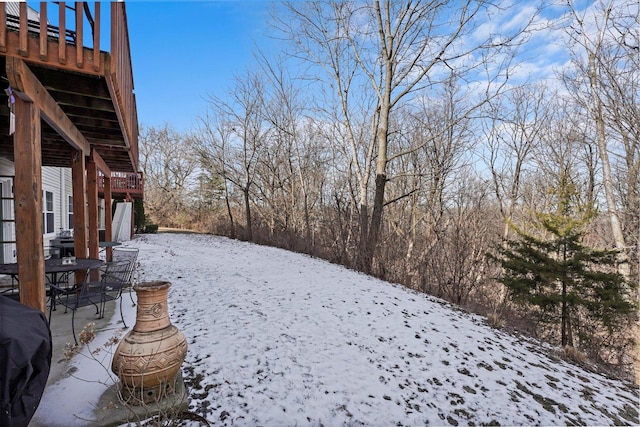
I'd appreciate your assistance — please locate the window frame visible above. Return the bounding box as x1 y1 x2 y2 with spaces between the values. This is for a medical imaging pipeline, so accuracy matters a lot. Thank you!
67 194 74 230
42 189 55 236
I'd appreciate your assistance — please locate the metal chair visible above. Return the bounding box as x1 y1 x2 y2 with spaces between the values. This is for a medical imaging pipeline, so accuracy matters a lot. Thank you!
111 247 139 305
49 260 132 345
48 265 107 345
95 260 132 329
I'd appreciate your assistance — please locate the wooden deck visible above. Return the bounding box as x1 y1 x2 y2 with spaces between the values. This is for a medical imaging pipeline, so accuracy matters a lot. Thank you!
0 2 141 312
0 2 138 173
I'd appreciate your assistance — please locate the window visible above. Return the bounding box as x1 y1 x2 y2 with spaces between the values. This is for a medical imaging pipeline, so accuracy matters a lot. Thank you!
43 190 54 234
68 195 74 229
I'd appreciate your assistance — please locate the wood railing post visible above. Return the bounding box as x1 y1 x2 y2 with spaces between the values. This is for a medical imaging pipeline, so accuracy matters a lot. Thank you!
0 3 6 53
58 2 67 63
19 3 28 56
39 2 48 60
93 2 100 71
75 2 83 67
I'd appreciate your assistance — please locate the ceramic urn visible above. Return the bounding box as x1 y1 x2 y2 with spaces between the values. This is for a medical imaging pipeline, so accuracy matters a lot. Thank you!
111 281 188 405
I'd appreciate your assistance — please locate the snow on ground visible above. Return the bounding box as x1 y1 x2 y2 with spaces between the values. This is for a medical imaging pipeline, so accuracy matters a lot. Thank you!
34 233 639 426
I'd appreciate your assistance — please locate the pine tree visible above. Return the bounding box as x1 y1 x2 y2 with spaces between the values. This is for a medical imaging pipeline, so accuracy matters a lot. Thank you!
491 177 637 350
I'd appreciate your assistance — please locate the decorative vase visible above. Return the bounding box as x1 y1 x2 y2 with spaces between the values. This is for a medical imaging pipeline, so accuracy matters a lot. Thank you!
111 281 188 405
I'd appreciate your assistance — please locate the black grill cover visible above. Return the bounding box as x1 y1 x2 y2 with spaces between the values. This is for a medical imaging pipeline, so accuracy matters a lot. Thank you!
0 296 52 427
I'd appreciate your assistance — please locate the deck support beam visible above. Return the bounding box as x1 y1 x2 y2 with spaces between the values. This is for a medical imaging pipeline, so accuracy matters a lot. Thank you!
72 152 88 259
6 57 90 155
104 175 113 261
87 159 99 260
91 148 114 260
13 97 45 313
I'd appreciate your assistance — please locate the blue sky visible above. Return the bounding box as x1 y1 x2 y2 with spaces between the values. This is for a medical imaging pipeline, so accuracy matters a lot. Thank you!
126 1 274 132
123 1 607 134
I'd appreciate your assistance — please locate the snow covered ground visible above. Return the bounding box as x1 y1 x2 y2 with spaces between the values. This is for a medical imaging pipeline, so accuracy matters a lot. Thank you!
33 233 639 426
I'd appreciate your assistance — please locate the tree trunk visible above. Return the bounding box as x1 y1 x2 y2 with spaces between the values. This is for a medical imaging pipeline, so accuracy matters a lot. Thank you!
224 182 235 239
588 52 629 277
561 280 571 347
357 203 371 271
366 173 387 273
243 187 252 241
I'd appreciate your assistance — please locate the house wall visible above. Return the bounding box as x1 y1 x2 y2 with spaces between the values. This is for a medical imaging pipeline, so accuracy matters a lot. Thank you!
41 166 73 252
0 162 74 263
0 158 16 263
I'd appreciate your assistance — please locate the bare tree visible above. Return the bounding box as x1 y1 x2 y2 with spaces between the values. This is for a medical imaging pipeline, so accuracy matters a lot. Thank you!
199 70 270 241
254 51 319 244
139 124 198 228
195 111 237 237
383 75 475 284
562 2 639 382
483 83 552 239
276 0 536 272
563 0 639 278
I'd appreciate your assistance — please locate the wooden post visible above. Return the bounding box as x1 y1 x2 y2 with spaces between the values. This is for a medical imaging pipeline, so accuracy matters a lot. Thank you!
93 3 101 71
0 2 6 53
58 2 66 64
72 151 88 285
13 97 46 313
71 151 87 258
39 2 48 60
104 174 113 261
75 2 83 67
18 3 28 56
87 159 99 259
127 194 134 239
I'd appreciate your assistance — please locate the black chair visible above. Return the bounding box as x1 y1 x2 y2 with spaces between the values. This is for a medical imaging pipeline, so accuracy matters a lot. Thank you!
97 260 134 329
111 247 139 305
49 260 131 345
48 265 106 345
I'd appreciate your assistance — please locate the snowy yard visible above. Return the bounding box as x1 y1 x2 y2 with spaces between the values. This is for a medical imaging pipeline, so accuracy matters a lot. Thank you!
34 233 639 426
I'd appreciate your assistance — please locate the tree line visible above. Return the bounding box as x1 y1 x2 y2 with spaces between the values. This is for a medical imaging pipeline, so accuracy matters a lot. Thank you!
139 1 639 382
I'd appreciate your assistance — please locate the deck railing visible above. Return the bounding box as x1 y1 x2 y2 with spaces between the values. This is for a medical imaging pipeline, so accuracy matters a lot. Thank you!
0 2 138 171
109 3 138 170
0 2 101 71
98 171 144 198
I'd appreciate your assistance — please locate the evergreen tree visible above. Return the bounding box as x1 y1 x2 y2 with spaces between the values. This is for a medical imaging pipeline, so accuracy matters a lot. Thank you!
491 177 637 351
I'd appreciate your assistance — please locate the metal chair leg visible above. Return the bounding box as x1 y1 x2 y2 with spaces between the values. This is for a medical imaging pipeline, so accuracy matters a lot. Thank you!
119 297 127 328
71 309 78 345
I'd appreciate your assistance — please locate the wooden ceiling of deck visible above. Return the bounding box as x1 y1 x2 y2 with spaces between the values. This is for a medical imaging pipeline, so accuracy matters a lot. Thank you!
0 57 135 172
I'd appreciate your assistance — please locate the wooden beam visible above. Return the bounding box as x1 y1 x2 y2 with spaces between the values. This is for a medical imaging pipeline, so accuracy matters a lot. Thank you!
87 159 99 260
13 97 46 313
72 151 88 260
6 57 90 155
104 175 113 261
90 148 111 176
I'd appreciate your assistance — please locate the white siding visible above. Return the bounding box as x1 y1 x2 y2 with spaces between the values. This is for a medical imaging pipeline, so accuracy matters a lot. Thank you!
0 159 16 263
41 167 73 248
0 157 15 175
0 162 73 262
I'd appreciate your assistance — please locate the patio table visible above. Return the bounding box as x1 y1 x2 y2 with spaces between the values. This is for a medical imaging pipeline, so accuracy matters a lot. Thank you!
0 258 105 309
